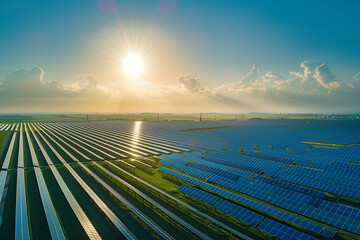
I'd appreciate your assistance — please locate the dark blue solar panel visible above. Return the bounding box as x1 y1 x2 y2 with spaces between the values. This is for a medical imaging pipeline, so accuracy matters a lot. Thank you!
170 163 211 180
181 154 230 170
155 120 360 237
256 175 326 199
188 162 240 181
258 218 318 240
178 184 219 205
246 152 294 165
160 155 189 165
227 168 256 178
213 199 264 226
158 167 334 235
159 159 174 167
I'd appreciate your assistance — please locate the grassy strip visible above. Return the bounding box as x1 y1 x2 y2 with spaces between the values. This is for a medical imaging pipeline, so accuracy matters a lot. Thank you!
0 132 13 166
0 133 18 238
111 161 181 193
23 133 34 168
0 171 17 239
0 132 8 145
348 161 360 165
88 163 198 240
301 140 353 147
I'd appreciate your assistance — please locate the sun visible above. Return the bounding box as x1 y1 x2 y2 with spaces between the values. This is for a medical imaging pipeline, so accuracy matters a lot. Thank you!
122 54 144 78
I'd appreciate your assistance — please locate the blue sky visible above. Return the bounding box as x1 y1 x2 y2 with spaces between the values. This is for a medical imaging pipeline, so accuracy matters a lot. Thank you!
1 0 360 112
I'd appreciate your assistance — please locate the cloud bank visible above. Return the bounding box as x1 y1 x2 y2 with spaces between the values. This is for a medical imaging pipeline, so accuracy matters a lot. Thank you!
0 62 359 112
0 67 114 111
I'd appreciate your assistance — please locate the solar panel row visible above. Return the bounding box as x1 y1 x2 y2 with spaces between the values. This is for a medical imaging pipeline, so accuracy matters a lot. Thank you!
34 123 138 240
30 124 102 239
0 124 12 131
178 184 219 205
24 124 66 239
36 122 213 240
258 218 318 240
169 122 360 204
178 183 327 240
161 149 360 235
255 175 326 199
15 125 30 240
214 199 264 227
179 184 264 226
158 167 335 237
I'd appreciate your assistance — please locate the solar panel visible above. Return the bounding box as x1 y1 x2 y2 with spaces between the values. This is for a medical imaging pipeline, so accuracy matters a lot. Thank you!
159 159 175 167
188 162 239 181
256 175 326 199
258 218 318 240
227 168 256 178
320 228 337 239
158 167 334 235
178 184 219 205
213 199 264 226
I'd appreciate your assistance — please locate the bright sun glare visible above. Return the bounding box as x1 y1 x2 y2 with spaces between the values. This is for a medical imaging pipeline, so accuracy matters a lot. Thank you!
122 54 144 78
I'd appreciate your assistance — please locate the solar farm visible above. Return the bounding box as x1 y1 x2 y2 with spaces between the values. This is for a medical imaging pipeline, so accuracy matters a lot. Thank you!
0 119 359 240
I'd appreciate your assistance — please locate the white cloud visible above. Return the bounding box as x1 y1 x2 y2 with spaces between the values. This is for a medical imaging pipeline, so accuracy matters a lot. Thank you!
300 61 322 83
290 61 340 92
177 75 200 92
0 67 67 97
349 72 360 89
227 65 291 95
313 64 340 90
165 75 216 98
210 62 360 112
262 72 291 90
0 67 114 111
0 63 359 112
354 72 360 81
241 64 260 83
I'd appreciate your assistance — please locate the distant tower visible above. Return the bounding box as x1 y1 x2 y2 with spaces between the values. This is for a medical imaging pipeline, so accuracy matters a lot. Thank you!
87 114 89 121
157 113 160 119
199 113 202 122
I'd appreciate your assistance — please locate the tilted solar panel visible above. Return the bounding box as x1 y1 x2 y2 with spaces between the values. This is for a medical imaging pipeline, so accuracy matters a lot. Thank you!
258 218 318 240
